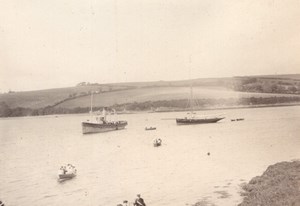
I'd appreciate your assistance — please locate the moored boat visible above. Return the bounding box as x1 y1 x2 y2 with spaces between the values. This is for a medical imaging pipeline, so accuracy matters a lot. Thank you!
82 119 128 134
82 93 128 134
231 118 245 122
145 127 156 130
176 116 224 125
176 57 225 125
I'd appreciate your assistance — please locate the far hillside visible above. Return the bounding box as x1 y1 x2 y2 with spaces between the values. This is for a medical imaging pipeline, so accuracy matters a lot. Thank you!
0 84 131 109
0 74 300 117
55 86 299 109
249 74 300 79
0 78 232 109
233 74 300 93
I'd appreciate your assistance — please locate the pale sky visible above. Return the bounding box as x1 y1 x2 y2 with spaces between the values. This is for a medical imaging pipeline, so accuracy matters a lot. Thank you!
1 0 300 92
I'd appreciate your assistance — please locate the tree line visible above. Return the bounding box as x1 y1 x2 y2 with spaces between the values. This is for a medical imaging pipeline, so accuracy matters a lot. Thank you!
232 77 300 94
1 96 300 117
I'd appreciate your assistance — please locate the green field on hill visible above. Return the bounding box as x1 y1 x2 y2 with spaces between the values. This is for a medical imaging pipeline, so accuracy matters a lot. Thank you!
54 86 299 109
0 85 127 109
0 74 300 117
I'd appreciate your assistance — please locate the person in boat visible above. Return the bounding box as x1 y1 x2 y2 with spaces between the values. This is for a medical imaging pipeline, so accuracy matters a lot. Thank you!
60 166 68 174
100 117 105 123
63 167 67 174
68 164 74 169
154 138 161 144
134 194 146 206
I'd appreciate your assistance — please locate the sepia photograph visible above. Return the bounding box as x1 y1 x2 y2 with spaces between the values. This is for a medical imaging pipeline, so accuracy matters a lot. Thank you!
0 0 300 205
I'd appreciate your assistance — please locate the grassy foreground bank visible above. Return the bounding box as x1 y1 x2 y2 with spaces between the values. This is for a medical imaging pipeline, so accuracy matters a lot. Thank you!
239 161 300 206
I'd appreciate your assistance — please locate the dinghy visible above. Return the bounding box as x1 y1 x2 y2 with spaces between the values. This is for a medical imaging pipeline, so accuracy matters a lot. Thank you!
153 138 162 147
58 164 77 181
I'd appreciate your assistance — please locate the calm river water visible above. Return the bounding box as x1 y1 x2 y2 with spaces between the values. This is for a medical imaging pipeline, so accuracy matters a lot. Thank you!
0 106 300 206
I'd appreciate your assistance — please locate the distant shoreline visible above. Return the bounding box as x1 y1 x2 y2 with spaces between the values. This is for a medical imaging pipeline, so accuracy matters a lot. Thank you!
150 102 300 113
1 102 300 119
1 76 300 117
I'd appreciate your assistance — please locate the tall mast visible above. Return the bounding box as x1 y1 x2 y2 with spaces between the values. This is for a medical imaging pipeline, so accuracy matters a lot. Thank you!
114 0 119 71
189 55 194 115
90 92 93 113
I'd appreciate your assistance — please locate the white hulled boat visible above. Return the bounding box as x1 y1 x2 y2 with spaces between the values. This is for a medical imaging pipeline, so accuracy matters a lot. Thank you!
82 93 127 134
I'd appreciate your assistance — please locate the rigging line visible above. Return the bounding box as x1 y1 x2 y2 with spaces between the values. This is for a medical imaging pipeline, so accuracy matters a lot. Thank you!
114 0 119 69
189 55 195 114
90 92 93 115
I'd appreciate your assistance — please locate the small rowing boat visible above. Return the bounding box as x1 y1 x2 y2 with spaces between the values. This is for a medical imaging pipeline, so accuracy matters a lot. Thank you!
145 127 156 131
58 164 77 181
153 138 162 147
